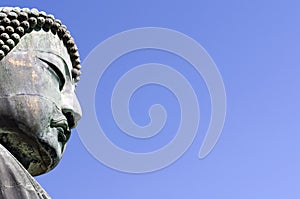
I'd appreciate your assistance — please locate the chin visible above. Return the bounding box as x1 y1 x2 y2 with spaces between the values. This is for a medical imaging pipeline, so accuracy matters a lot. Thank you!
0 127 66 176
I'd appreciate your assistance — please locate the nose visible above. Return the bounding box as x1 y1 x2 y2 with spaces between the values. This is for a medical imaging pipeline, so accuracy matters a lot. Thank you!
61 92 82 129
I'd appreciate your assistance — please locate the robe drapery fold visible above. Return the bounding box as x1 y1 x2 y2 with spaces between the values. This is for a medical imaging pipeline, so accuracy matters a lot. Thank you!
0 144 51 199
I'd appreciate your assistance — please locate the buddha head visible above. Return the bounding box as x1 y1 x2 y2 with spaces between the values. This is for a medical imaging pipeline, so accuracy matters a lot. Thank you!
0 7 82 176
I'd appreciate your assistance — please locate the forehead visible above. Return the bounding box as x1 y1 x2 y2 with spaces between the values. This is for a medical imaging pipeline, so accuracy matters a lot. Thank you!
10 30 72 70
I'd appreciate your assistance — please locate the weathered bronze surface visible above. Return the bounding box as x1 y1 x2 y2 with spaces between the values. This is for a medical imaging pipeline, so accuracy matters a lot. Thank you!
0 30 82 176
0 7 82 199
0 143 51 198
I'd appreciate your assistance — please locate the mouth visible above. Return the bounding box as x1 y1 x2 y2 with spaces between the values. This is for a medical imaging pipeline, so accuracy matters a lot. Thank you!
50 118 71 145
57 127 71 144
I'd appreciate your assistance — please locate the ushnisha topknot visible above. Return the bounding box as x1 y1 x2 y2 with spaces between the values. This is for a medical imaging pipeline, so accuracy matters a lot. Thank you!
0 7 81 82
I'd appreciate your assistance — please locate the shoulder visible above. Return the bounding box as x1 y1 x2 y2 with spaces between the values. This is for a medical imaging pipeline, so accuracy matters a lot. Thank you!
0 144 51 199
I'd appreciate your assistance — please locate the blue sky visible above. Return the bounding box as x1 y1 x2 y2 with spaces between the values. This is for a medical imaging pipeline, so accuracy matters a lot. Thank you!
1 0 300 198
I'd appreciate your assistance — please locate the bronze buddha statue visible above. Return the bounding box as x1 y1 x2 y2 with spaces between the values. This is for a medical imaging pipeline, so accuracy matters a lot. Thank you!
0 7 82 198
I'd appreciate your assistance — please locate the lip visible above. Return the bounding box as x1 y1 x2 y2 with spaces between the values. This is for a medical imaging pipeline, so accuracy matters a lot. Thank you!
50 118 71 144
57 127 67 143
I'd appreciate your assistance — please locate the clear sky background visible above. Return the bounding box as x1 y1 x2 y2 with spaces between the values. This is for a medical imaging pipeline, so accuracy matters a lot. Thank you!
1 0 300 198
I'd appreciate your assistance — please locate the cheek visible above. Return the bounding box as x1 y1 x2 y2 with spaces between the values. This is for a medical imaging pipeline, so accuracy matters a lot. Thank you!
0 95 58 137
0 61 62 104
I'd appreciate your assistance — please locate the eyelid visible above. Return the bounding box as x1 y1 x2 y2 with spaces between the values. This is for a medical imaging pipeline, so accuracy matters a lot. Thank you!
36 51 72 80
38 57 66 90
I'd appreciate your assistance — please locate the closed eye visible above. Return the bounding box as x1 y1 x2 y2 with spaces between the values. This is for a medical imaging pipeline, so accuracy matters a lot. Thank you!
38 57 65 90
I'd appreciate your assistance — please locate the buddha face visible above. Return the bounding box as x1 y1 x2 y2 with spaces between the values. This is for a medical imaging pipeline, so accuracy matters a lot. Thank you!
0 30 81 176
